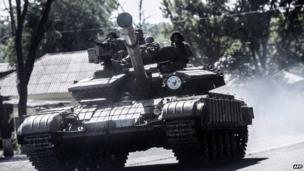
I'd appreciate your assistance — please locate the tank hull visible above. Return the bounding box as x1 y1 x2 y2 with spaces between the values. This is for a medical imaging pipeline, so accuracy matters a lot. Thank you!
17 94 253 170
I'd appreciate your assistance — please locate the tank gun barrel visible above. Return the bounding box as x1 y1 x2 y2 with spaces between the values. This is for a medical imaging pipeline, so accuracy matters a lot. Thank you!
117 13 149 87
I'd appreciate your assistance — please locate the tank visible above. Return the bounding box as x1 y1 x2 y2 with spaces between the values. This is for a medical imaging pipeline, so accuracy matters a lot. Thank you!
17 13 254 170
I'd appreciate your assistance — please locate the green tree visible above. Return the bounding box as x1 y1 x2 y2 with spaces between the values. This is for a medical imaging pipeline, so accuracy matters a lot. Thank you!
161 0 304 77
161 0 235 64
141 22 173 47
5 0 119 116
2 0 118 63
228 0 274 74
0 18 11 62
7 0 55 117
4 0 118 116
273 0 304 69
41 0 117 53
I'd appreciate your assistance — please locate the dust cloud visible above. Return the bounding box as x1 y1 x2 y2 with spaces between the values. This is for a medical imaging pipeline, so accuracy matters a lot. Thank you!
214 74 304 141
128 75 304 161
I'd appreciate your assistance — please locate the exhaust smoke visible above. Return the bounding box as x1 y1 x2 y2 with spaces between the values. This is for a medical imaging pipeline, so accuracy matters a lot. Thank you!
214 73 304 152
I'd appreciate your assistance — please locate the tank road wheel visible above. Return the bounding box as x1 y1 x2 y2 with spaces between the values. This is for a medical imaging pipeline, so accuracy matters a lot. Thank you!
173 149 195 165
98 152 128 169
227 127 248 159
166 121 249 165
166 120 202 165
166 120 212 165
216 132 224 160
22 134 68 171
224 131 232 157
199 133 210 164
208 133 218 161
236 126 248 158
76 155 99 171
230 131 237 156
171 141 202 165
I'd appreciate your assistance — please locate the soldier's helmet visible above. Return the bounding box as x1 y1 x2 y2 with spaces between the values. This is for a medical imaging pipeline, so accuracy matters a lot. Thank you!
135 29 145 45
170 31 184 42
145 36 154 44
135 29 144 37
106 32 119 39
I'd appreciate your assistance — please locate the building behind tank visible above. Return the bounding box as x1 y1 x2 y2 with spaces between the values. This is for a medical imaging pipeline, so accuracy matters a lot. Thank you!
0 50 101 111
0 51 101 157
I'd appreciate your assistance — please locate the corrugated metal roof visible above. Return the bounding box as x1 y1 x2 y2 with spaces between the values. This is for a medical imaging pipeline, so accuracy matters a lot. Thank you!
0 51 101 96
0 63 13 73
0 63 15 78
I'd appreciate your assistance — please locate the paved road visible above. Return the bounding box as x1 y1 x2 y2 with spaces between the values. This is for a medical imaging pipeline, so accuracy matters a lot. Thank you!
1 134 304 171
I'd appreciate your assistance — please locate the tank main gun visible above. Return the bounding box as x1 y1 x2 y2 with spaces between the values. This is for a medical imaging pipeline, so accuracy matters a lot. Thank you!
117 12 149 87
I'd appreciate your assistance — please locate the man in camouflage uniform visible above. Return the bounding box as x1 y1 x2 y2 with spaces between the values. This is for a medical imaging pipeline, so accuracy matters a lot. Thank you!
155 31 193 72
170 31 193 65
122 30 160 66
92 32 128 72
135 29 146 45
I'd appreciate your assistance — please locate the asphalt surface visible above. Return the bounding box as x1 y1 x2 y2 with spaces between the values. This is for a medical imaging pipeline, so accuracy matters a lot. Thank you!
0 134 304 171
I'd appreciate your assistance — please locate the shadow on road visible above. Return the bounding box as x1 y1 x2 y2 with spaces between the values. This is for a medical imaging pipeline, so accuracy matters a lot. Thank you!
0 156 268 171
124 158 268 171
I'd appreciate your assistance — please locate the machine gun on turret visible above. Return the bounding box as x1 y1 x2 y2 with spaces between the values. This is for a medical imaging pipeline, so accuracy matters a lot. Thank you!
87 34 127 69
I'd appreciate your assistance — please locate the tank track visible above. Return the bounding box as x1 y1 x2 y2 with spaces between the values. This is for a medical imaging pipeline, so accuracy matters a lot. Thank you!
166 120 206 164
166 120 248 165
21 134 67 171
22 134 128 171
21 133 130 171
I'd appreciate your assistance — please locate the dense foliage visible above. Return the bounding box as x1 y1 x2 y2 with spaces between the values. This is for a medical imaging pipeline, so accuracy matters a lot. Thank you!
161 0 304 78
1 0 118 116
0 0 118 63
1 0 303 77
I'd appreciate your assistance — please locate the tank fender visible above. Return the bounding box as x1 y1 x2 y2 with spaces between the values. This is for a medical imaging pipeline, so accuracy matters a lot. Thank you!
160 99 200 120
241 105 254 125
17 111 67 136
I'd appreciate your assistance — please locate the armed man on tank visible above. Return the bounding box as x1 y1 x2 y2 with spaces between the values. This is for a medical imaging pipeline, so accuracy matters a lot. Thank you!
92 29 192 73
103 32 127 67
89 31 128 73
135 29 146 45
122 30 193 72
153 31 193 72
144 36 160 63
135 30 161 64
169 31 192 67
105 32 126 52
122 29 160 66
